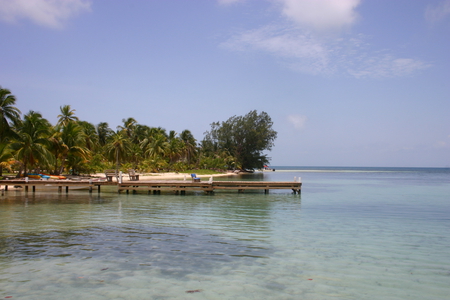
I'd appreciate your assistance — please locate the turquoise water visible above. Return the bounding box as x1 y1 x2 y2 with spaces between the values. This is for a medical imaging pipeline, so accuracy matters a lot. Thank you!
1 167 449 299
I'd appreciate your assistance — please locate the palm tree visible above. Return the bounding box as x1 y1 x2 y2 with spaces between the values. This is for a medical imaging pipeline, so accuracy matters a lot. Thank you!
128 143 142 170
11 111 53 176
118 117 137 141
149 126 168 138
168 130 177 141
134 124 151 144
78 121 98 151
57 121 89 175
0 86 21 143
96 122 113 146
167 136 182 165
48 126 64 174
57 105 78 127
141 133 168 160
180 129 198 165
105 130 131 172
0 142 14 176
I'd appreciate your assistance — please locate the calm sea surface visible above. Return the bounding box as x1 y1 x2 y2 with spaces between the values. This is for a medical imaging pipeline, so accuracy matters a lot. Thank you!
1 167 449 299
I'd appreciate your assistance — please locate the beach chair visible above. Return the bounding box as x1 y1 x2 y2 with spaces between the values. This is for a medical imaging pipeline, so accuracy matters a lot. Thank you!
104 169 117 182
191 174 201 182
128 169 139 181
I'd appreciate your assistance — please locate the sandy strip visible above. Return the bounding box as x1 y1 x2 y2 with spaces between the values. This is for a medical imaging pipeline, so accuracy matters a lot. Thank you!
92 171 237 182
0 172 237 191
0 173 237 192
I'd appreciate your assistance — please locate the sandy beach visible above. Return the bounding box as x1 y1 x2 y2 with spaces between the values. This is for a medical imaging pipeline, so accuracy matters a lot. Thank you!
0 171 237 192
91 171 236 182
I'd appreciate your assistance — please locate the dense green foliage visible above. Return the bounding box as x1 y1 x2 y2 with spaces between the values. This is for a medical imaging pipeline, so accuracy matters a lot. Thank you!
202 110 277 170
0 86 276 176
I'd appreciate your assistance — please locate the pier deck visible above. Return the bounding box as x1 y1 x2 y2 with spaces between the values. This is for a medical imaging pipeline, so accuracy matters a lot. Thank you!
0 179 301 194
0 179 114 193
119 180 301 194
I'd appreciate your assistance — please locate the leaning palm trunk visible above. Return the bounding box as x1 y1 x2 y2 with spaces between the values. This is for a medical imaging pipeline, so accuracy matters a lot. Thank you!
58 154 68 175
116 149 120 174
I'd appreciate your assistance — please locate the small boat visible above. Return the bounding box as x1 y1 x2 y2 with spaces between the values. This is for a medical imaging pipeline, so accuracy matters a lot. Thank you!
21 173 66 180
260 165 275 172
25 173 42 179
40 173 66 180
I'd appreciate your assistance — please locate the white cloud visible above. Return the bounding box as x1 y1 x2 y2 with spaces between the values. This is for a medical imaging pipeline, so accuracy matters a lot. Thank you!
278 0 361 32
218 0 432 78
425 0 450 23
0 0 91 29
287 114 308 130
221 0 432 78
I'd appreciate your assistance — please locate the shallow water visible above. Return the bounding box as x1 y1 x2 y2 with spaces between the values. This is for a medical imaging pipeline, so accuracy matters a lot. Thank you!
1 167 449 299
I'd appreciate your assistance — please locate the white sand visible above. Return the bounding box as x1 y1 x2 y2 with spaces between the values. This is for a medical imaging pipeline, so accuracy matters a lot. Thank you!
92 171 236 182
0 172 237 191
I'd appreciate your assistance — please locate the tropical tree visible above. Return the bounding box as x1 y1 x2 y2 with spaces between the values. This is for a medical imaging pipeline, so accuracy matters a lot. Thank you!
134 124 151 144
57 121 89 175
0 142 14 175
166 135 182 165
78 121 98 152
96 122 113 147
0 86 21 143
11 111 53 175
127 143 143 170
180 129 197 165
0 87 22 176
202 110 277 170
142 133 168 161
48 127 64 174
119 117 137 141
57 105 79 127
105 130 131 172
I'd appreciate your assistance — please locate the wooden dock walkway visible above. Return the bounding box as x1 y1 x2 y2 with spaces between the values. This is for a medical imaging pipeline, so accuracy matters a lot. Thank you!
0 179 114 194
0 179 301 195
119 180 301 194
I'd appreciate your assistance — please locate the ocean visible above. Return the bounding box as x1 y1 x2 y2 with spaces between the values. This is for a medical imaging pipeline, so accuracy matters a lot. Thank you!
1 167 449 299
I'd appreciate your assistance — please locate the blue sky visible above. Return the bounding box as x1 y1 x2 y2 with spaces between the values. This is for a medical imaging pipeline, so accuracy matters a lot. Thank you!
0 0 449 167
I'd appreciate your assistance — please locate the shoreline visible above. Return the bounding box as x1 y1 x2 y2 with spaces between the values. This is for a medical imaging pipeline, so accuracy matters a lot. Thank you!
0 172 237 192
91 171 237 182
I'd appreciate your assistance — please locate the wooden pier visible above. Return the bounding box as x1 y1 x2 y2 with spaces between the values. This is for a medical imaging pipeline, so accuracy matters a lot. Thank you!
0 179 114 194
0 179 302 195
119 180 301 194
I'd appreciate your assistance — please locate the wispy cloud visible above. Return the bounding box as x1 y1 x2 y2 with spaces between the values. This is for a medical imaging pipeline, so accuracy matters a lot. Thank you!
346 52 431 79
287 114 308 130
434 141 448 148
222 24 332 75
435 135 450 149
425 0 450 23
0 0 91 29
278 0 361 32
221 0 430 78
222 25 430 78
217 0 243 6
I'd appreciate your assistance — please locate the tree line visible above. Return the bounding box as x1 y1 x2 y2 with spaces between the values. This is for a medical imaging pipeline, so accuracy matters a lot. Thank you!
0 86 277 176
